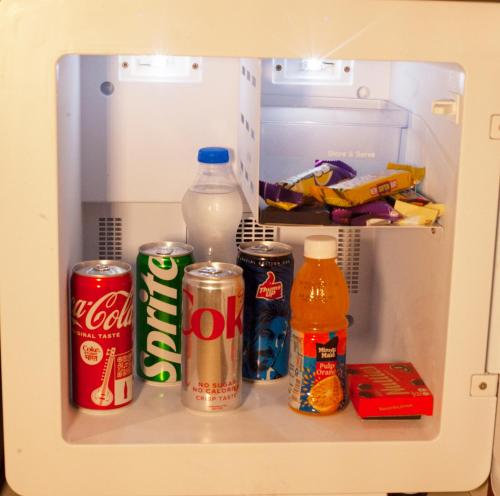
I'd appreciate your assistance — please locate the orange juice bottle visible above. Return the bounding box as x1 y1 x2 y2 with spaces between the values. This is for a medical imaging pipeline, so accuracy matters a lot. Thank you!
288 235 349 415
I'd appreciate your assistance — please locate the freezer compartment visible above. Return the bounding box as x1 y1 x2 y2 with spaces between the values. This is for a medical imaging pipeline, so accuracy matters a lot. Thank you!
58 55 459 446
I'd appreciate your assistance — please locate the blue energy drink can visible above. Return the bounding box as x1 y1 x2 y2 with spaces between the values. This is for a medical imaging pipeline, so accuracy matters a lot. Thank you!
237 242 294 382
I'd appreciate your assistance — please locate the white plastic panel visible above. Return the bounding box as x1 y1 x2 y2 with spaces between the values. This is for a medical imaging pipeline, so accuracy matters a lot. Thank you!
82 202 187 266
57 55 83 265
56 55 83 435
237 59 261 217
81 56 239 203
390 63 464 177
390 62 465 234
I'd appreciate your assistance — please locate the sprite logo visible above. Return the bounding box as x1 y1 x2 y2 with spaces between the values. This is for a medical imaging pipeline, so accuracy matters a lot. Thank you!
139 257 180 381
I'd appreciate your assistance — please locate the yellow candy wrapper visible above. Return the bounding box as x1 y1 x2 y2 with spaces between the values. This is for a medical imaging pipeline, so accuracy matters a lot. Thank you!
394 200 444 226
387 163 426 184
394 200 438 226
264 199 299 212
428 203 445 217
310 163 425 208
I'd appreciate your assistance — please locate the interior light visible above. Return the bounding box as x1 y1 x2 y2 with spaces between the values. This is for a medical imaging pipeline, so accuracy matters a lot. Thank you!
272 58 353 85
119 55 202 83
301 58 324 72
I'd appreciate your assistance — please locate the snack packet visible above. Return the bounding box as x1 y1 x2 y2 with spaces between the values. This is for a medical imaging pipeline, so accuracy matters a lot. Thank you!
394 201 438 226
310 163 425 208
394 201 445 226
387 163 425 183
259 181 304 211
391 189 431 207
390 189 445 226
289 160 357 195
259 160 356 211
331 200 401 226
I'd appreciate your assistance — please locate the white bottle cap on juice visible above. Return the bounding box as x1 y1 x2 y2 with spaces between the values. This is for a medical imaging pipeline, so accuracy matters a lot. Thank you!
304 235 337 259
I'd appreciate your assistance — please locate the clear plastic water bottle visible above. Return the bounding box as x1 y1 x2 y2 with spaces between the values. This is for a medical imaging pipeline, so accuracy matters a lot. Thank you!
181 147 243 263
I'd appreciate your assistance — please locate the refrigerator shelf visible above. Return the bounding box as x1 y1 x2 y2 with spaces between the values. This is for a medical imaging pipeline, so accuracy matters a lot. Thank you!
66 379 436 445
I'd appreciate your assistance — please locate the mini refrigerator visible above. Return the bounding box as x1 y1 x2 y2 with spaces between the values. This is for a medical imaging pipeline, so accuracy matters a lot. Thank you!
1 1 500 495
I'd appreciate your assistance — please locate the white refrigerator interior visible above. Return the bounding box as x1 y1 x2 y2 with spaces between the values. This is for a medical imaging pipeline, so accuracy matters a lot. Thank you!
0 1 500 496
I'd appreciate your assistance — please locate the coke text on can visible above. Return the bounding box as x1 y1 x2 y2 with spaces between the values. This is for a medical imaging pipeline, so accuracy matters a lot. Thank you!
181 262 244 412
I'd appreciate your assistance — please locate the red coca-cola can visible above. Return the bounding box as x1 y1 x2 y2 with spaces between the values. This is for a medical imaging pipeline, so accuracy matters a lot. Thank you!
71 260 133 413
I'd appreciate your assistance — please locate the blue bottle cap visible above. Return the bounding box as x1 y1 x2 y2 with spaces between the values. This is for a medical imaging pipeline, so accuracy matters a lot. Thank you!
198 147 230 164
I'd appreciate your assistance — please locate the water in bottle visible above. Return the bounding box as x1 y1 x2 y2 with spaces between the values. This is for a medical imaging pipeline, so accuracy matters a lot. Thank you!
181 147 243 263
288 235 350 415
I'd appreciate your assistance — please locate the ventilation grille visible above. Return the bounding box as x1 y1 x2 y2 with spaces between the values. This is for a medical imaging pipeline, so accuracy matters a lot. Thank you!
236 216 277 245
98 217 123 260
337 228 361 294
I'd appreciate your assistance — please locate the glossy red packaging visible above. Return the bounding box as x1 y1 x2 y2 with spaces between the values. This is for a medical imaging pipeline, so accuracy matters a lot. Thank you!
347 362 433 419
71 261 133 412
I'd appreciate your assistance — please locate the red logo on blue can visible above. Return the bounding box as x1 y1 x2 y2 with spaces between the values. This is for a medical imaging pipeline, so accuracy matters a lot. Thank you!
256 271 283 300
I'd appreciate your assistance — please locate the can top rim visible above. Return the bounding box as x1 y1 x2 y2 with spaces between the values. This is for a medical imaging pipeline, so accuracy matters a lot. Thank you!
238 241 293 257
72 260 131 277
185 262 243 279
139 241 194 257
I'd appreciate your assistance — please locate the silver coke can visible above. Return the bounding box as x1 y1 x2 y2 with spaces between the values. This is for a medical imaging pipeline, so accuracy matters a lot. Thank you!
181 262 244 412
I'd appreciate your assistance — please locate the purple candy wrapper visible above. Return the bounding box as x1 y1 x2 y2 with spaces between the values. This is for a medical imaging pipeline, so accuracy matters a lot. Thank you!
259 181 303 206
331 200 401 226
314 160 357 184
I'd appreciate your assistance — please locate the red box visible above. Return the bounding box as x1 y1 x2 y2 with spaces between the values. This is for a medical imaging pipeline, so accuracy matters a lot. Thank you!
347 362 433 419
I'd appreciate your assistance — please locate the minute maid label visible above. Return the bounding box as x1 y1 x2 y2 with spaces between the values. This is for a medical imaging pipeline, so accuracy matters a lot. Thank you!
288 329 348 414
317 339 337 361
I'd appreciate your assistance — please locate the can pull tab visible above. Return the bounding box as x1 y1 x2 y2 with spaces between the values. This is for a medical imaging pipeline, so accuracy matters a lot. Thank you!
94 264 111 272
251 244 273 253
156 248 174 256
198 266 223 276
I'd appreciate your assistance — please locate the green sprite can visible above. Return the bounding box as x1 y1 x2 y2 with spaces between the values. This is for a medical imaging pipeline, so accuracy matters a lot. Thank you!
136 241 194 384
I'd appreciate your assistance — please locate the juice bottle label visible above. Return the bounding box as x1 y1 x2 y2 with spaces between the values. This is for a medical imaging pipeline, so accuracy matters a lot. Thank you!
288 328 348 414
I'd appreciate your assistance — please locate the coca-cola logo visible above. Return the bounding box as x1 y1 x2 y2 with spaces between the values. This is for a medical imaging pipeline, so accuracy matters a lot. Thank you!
182 289 242 340
72 290 132 332
256 271 283 300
